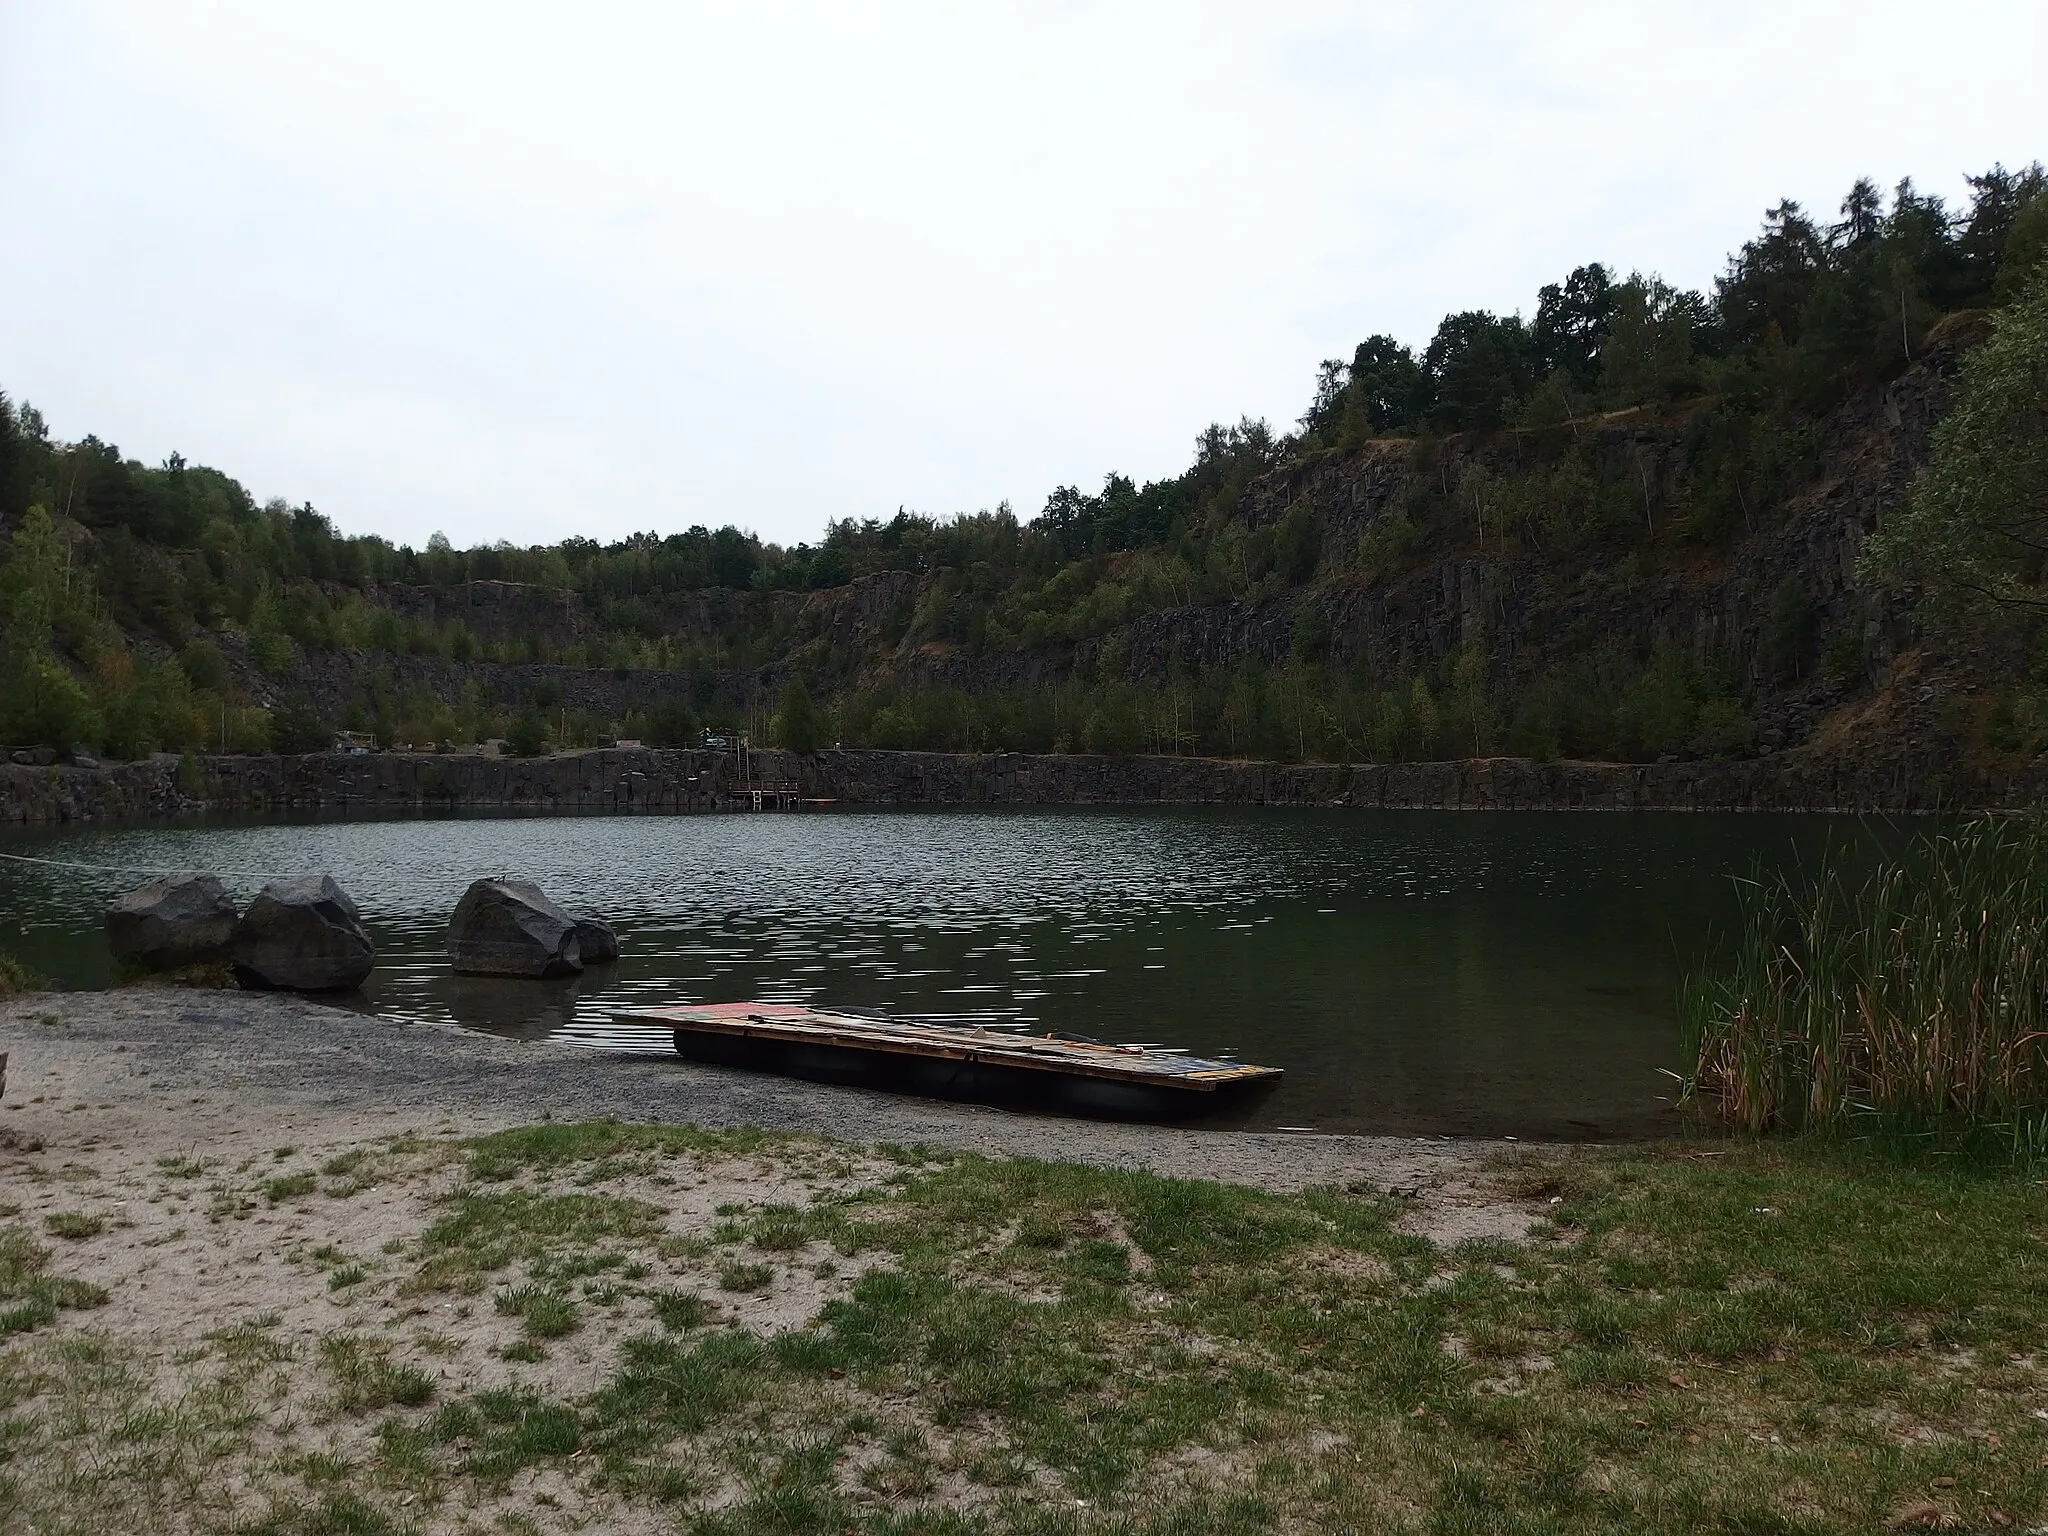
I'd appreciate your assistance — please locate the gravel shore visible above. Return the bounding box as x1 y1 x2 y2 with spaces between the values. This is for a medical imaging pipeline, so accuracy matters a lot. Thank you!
0 988 1539 1241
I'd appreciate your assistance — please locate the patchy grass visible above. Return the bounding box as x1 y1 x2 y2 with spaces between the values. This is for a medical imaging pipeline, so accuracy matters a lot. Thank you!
412 1185 667 1295
0 1327 287 1531
494 1283 580 1340
42 1211 104 1240
0 1225 109 1336
652 1288 713 1332
6 1118 2048 1532
463 1120 785 1183
363 1130 2048 1527
320 1333 434 1412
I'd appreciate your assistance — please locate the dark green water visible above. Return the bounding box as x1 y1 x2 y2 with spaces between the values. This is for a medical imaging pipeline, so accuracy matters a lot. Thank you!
0 808 1882 1137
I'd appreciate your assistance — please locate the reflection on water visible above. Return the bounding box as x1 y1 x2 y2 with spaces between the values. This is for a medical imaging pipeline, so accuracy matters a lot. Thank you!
446 972 593 1041
0 807 1883 1137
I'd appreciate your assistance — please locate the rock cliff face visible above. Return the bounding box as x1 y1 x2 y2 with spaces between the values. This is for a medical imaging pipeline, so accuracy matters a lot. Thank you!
94 312 2009 793
2 740 2039 828
230 324 1977 755
942 316 1979 752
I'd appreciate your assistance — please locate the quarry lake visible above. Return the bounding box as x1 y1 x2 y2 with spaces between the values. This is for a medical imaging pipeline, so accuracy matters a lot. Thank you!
0 807 1879 1138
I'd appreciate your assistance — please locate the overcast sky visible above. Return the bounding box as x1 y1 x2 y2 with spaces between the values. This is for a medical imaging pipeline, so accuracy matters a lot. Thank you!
2 2 2042 551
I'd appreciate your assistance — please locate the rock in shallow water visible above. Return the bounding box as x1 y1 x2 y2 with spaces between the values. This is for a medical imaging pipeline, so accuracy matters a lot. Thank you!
232 875 374 991
447 877 583 977
571 917 619 964
105 873 239 970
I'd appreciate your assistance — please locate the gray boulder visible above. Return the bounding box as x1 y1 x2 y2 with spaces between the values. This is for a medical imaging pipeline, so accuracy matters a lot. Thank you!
447 878 582 978
232 875 374 991
571 917 620 964
106 873 238 970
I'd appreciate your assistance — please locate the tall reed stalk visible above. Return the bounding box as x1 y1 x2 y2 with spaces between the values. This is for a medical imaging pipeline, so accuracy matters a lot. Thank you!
1679 816 2048 1138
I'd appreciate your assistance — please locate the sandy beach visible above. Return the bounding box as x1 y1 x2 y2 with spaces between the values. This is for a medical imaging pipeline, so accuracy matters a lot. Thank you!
0 988 1553 1532
0 988 1536 1224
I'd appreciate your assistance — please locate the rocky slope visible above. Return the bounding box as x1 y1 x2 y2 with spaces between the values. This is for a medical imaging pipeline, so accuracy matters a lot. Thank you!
247 314 2013 777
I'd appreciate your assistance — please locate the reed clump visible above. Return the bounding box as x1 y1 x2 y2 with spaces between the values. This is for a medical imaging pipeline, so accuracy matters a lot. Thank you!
1681 815 2048 1141
0 949 40 996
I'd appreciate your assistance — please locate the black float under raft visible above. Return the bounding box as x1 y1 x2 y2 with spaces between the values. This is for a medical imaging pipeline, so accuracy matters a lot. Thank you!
611 1001 1283 1121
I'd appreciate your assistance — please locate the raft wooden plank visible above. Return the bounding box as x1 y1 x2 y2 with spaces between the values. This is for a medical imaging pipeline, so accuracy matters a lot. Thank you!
623 1003 1164 1062
628 1009 1197 1070
612 1004 1282 1092
635 1002 1165 1064
632 1014 1227 1088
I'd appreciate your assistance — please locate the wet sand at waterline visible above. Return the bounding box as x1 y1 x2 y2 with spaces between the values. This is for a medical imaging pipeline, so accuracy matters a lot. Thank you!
0 989 1547 1232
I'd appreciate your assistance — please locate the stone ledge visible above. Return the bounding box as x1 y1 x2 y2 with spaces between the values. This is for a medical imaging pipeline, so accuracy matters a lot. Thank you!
2 744 2033 827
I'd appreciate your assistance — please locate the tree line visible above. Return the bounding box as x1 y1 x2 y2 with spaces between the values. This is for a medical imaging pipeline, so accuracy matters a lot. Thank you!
3 164 2044 761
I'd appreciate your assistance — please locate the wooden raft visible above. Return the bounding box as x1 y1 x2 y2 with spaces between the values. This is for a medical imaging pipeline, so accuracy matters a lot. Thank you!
611 1001 1282 1094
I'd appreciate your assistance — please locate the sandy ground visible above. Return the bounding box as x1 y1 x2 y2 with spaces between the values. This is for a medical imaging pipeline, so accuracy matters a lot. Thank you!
0 988 1538 1239
0 987 1565 1532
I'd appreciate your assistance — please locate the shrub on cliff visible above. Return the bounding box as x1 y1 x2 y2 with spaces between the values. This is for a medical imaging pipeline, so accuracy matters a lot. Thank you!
269 694 333 756
506 713 547 757
643 697 697 749
1863 257 2048 609
774 679 820 754
0 653 100 753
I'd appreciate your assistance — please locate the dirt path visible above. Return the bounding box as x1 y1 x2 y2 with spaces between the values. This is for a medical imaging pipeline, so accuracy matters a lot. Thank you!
0 989 1535 1242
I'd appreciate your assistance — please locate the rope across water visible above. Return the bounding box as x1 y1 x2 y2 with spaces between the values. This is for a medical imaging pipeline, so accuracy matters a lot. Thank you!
0 849 296 880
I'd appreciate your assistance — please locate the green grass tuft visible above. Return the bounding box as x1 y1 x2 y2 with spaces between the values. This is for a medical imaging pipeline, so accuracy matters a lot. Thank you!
494 1283 580 1339
0 1224 109 1336
424 1387 584 1477
650 1289 712 1331
320 1334 434 1412
263 1172 318 1204
235 1491 400 1535
717 1260 774 1293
